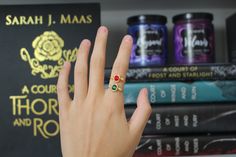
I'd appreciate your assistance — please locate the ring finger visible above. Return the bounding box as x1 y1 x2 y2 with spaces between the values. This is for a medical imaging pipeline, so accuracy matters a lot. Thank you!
108 35 133 99
74 39 91 102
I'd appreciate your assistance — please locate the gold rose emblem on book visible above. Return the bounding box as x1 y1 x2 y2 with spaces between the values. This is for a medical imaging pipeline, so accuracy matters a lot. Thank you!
20 31 77 79
33 31 63 62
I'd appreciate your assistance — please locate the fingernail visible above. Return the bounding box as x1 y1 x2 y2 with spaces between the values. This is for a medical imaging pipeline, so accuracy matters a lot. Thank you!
82 39 91 46
98 26 108 33
142 88 148 96
124 35 133 42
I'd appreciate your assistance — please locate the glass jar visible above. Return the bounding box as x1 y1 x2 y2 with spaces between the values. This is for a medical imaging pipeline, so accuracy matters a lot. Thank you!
173 12 215 64
127 15 168 67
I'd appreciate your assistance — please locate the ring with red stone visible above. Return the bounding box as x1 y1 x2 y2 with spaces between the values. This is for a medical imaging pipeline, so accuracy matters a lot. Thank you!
109 83 123 92
110 74 125 83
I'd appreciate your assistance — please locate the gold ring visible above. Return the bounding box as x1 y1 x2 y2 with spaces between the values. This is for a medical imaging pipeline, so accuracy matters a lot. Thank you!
109 84 123 92
110 74 125 83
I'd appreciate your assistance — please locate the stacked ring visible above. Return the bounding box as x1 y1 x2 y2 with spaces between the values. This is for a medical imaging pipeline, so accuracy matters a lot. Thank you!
110 74 125 83
109 74 125 92
109 83 123 92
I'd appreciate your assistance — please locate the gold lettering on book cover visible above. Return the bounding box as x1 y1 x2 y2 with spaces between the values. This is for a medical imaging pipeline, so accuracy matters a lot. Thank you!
20 31 78 79
8 84 75 138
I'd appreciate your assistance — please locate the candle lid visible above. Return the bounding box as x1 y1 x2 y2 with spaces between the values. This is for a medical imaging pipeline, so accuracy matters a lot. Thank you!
173 12 213 23
127 15 167 25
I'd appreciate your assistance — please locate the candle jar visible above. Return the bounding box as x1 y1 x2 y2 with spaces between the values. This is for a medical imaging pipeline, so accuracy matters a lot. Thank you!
127 15 168 67
173 12 215 64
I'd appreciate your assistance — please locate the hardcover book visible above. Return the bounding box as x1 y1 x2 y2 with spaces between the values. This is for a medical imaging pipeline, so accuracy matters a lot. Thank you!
105 63 236 83
116 80 236 104
126 103 236 134
0 3 100 157
134 134 236 156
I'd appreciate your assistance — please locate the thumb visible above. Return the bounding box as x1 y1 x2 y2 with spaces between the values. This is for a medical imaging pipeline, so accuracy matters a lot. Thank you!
128 88 152 140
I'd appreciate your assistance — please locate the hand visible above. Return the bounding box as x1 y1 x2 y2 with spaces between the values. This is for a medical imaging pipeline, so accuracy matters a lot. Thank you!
57 26 152 157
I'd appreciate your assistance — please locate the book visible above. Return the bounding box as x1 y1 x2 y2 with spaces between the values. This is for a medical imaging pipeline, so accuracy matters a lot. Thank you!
115 80 236 104
134 134 236 156
126 103 236 134
105 63 236 83
0 3 100 157
226 13 236 63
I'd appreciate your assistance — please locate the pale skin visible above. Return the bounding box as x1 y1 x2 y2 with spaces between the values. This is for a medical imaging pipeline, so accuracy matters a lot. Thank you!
57 26 152 157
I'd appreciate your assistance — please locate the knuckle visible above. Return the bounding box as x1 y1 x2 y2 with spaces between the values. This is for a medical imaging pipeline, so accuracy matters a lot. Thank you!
91 54 104 68
112 61 128 75
107 103 115 115
75 64 86 76
57 85 68 97
113 61 122 71
102 104 116 121
145 104 152 117
85 92 97 105
57 84 63 93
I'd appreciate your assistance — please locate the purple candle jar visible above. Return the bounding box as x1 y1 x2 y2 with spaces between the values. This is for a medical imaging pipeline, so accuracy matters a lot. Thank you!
127 15 168 67
173 12 215 64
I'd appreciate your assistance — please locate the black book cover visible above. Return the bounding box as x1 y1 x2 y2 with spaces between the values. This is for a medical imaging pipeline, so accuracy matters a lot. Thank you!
0 3 100 157
126 103 236 134
134 134 236 156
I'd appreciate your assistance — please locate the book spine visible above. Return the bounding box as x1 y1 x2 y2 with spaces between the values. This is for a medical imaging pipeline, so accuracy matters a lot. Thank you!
134 135 236 156
120 80 236 104
125 103 236 134
105 64 236 83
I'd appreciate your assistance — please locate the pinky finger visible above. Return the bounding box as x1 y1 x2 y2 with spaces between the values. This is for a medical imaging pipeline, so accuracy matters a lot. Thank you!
57 62 72 112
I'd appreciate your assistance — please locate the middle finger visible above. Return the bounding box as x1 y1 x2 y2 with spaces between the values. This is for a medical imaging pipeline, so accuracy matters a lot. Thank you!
88 26 108 96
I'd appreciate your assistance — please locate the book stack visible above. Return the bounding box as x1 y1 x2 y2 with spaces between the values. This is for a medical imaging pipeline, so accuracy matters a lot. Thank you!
105 63 236 156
